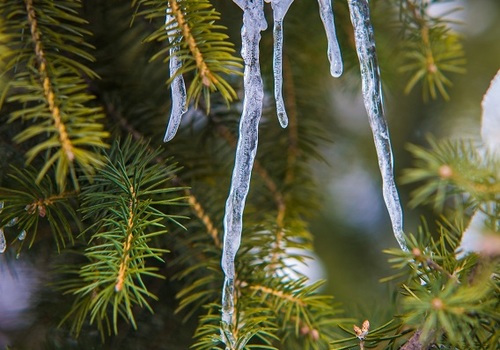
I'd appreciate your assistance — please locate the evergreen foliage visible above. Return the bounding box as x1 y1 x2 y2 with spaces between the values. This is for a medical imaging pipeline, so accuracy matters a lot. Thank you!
0 1 498 349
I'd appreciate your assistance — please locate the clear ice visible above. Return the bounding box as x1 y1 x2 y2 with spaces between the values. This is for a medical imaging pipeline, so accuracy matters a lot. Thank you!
317 0 343 77
163 9 188 142
347 0 407 251
0 228 6 253
222 0 267 327
18 230 27 241
270 0 294 128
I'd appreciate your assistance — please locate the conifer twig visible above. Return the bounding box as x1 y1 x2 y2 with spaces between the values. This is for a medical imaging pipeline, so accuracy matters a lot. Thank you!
25 0 74 162
107 102 221 247
168 0 217 87
250 284 306 306
115 184 138 292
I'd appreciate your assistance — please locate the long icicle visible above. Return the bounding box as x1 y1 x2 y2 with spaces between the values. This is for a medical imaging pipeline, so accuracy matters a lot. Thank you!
222 0 267 339
270 0 294 128
317 0 343 78
163 5 187 142
347 0 407 251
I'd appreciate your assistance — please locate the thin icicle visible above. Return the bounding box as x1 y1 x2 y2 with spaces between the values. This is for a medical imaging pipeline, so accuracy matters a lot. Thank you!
317 0 343 78
347 0 407 251
163 9 187 142
222 0 267 330
270 0 294 128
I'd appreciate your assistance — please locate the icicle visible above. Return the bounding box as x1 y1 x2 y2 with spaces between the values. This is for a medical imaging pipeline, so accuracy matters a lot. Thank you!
222 0 267 330
0 228 6 253
347 0 407 251
269 0 294 128
317 0 343 78
163 8 188 142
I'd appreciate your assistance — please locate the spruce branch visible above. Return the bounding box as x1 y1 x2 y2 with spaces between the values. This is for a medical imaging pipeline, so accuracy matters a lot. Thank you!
168 0 216 87
0 0 109 189
0 166 79 251
25 0 74 163
384 224 499 348
59 137 185 336
135 0 243 109
401 137 498 211
397 0 466 101
107 101 222 247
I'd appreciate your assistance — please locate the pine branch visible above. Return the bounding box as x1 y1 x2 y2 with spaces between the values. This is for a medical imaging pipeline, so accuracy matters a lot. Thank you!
25 0 74 163
135 0 243 109
384 224 499 348
168 0 216 87
59 137 185 336
107 101 222 248
0 166 79 251
401 137 499 211
0 0 109 189
397 0 466 101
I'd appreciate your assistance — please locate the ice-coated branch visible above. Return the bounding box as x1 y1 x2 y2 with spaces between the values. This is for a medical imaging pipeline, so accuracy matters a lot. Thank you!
317 0 343 77
270 0 294 128
163 9 187 142
347 0 407 251
222 0 267 329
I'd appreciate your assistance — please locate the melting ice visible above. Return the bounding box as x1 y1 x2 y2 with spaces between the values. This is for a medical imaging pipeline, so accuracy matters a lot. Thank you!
347 0 407 251
317 0 343 77
163 8 187 142
222 0 267 328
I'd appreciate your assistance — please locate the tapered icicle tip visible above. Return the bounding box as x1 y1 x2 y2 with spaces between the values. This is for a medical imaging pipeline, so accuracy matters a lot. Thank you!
163 119 180 142
277 111 288 128
347 0 407 251
273 18 289 129
317 0 344 78
163 75 187 143
330 59 343 78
